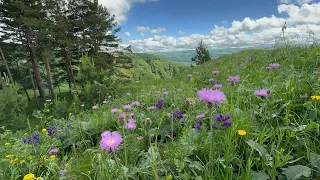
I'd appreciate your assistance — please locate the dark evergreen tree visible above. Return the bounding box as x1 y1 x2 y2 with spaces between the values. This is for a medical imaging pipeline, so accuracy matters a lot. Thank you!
191 40 211 65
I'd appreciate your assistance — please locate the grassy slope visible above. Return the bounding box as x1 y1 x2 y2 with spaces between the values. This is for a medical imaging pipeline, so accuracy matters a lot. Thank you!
2 46 320 179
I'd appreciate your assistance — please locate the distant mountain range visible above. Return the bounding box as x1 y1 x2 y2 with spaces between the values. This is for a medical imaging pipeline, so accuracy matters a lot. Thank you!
148 48 253 64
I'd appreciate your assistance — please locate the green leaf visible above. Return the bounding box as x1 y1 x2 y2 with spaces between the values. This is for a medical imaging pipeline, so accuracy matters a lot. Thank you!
281 165 311 180
174 159 185 173
310 152 320 170
250 171 270 180
188 161 203 171
246 140 272 161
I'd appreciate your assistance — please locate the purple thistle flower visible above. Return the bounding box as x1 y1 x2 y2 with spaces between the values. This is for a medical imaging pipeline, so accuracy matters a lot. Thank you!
213 84 222 89
194 123 201 130
197 89 226 104
60 169 67 176
137 136 143 141
111 108 118 113
99 131 123 151
209 78 214 83
122 105 131 111
196 114 205 120
92 106 98 110
163 91 169 95
131 101 140 106
228 75 240 82
255 89 268 97
119 113 126 119
148 106 155 111
129 113 134 117
268 63 280 69
215 114 231 122
103 100 108 104
187 74 192 78
212 70 219 75
48 148 59 155
156 99 164 109
126 119 136 130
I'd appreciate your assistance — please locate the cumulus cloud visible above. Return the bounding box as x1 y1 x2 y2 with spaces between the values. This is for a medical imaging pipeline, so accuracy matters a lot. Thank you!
123 2 320 52
136 26 166 34
178 30 185 35
279 0 315 5
100 0 157 24
125 32 131 37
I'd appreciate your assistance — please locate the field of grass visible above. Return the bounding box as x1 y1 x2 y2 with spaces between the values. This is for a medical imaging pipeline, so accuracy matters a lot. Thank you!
1 46 320 179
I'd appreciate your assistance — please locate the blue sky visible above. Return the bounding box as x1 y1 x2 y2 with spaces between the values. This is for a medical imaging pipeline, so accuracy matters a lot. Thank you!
121 0 280 39
101 0 320 52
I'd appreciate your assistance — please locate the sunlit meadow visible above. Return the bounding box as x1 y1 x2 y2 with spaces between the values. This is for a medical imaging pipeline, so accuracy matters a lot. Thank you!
1 46 320 180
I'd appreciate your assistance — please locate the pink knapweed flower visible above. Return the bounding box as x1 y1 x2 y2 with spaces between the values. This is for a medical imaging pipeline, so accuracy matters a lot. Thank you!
131 101 140 106
187 74 192 78
119 113 126 119
197 89 226 104
196 114 205 119
213 84 222 89
111 108 118 113
148 106 155 111
137 136 143 140
92 106 98 110
268 63 280 69
48 148 59 155
129 113 134 117
103 100 108 104
228 75 240 82
212 70 219 75
122 105 131 110
126 119 136 130
99 131 123 151
209 78 214 82
255 89 268 97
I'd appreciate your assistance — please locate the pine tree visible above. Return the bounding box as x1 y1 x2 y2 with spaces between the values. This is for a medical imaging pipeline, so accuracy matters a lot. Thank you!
191 40 211 65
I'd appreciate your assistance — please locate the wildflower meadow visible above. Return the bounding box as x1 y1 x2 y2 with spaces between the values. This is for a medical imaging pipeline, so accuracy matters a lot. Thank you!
1 47 320 180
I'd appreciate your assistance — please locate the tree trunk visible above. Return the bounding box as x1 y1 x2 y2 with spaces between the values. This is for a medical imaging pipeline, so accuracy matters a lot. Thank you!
0 69 3 89
66 48 76 87
0 46 14 84
43 52 55 102
25 28 45 100
29 66 40 108
15 61 30 101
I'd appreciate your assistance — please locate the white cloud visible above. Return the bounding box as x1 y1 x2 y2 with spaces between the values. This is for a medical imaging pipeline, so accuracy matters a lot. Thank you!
178 30 185 35
125 32 131 37
99 0 157 24
140 32 145 38
136 26 166 34
123 2 320 52
279 0 315 5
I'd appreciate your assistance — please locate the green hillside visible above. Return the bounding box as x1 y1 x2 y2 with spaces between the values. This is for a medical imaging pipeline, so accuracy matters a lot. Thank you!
2 46 320 180
150 48 245 63
122 53 187 80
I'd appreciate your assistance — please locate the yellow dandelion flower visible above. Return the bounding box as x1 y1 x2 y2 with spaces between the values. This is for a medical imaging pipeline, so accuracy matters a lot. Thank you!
42 128 48 135
23 173 35 180
36 177 44 180
49 155 55 159
237 130 247 136
4 142 11 146
20 160 25 165
118 109 123 113
311 96 320 100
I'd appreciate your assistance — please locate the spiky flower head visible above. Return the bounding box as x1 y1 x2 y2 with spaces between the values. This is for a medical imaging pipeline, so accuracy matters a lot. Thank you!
99 131 123 151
